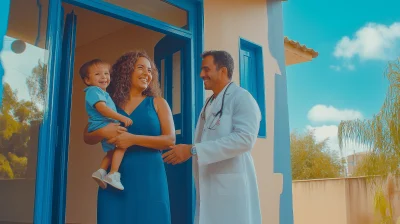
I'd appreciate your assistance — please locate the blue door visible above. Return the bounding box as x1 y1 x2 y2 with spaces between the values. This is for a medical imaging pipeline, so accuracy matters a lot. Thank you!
239 39 266 137
240 48 258 100
52 10 77 224
155 35 194 224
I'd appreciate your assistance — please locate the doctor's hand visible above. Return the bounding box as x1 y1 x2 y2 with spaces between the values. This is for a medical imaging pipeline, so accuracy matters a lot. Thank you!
162 144 192 165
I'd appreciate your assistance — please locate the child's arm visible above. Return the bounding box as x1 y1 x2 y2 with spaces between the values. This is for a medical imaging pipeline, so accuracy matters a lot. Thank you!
95 102 133 127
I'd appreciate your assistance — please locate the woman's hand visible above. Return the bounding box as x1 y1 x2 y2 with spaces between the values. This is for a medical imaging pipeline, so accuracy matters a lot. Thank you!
83 123 127 145
107 132 135 149
101 123 127 139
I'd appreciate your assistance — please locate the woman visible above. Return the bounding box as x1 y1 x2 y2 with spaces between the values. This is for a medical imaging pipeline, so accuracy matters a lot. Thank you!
83 50 175 224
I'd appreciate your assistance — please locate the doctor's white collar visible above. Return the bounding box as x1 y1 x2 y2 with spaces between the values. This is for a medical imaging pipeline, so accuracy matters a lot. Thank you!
210 81 234 101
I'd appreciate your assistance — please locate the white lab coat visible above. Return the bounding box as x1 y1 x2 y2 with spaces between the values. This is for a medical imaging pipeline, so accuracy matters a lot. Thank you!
193 83 262 224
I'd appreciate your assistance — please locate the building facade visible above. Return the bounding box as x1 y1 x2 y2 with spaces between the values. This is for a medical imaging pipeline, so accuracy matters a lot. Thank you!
0 0 316 223
346 152 367 176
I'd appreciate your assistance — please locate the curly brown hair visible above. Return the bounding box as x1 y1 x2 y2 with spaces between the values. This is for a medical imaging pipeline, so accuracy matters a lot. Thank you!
107 50 161 107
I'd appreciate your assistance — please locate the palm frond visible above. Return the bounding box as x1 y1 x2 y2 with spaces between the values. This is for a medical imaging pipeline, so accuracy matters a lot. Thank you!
338 58 400 158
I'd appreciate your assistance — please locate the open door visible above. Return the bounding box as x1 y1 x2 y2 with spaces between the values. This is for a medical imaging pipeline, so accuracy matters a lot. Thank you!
52 10 77 224
155 35 193 224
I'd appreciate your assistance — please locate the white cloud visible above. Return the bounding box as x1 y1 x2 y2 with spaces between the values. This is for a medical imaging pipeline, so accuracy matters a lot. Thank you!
329 63 355 71
306 125 369 157
334 22 400 60
344 63 355 71
330 65 341 71
308 105 363 123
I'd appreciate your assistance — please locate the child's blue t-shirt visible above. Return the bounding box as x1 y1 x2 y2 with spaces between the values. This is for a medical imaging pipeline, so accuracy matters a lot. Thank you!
84 86 118 132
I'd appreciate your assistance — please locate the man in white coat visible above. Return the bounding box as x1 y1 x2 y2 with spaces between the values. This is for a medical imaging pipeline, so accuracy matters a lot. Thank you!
162 50 262 224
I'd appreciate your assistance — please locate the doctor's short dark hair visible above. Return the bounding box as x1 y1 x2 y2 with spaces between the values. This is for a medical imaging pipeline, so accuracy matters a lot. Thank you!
201 50 234 80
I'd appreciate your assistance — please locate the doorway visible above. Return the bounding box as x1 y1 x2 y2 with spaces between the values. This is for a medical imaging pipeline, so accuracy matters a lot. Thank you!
0 0 202 223
57 1 196 224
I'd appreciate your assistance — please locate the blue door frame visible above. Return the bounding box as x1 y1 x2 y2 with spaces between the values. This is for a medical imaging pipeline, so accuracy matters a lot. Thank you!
0 0 206 223
154 34 194 224
52 10 77 224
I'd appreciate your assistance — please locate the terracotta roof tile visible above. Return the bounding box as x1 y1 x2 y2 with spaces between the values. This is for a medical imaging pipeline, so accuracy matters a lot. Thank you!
284 37 319 58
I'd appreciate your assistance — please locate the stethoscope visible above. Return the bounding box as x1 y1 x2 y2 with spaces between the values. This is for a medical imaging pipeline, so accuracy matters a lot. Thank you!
201 82 233 129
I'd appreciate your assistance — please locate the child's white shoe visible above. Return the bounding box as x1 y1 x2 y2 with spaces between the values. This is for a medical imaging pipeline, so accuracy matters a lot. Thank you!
104 172 124 190
92 169 107 189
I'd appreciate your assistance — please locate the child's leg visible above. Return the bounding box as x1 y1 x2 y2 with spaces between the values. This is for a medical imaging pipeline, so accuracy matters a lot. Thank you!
109 147 127 174
100 151 114 170
92 151 113 189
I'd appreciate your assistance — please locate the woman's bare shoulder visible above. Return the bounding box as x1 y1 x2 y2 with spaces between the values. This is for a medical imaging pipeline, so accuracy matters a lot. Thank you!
153 97 169 112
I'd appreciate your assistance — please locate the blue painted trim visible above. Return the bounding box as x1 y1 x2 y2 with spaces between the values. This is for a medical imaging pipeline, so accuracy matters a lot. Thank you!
267 0 294 223
154 30 193 224
173 114 182 130
274 74 293 224
194 1 205 123
166 0 197 11
238 37 267 138
35 0 43 46
164 0 190 30
0 0 10 108
181 41 195 224
151 1 204 222
52 10 77 224
33 0 64 223
190 1 204 221
165 55 173 107
64 0 192 39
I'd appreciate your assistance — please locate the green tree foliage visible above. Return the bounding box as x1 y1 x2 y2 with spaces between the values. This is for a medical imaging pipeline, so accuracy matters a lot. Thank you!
0 60 46 179
291 130 345 180
338 59 400 223
352 152 400 177
372 174 399 224
338 58 400 176
0 153 14 179
26 60 47 107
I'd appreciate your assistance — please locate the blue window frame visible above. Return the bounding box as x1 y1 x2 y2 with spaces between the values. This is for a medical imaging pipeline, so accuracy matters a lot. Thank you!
239 38 266 138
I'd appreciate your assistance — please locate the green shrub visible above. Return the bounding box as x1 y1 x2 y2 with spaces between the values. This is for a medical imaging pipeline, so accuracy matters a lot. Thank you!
0 153 14 179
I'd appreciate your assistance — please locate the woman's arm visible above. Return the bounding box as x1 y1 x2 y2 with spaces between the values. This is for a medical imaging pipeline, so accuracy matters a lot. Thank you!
83 123 127 145
107 97 176 150
133 97 176 149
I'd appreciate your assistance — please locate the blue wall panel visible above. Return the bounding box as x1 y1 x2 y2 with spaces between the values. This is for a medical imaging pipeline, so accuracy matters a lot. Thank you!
267 0 294 223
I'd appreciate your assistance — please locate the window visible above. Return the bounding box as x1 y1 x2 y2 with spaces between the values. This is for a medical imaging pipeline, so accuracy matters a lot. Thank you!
239 38 266 138
103 0 188 30
0 0 50 222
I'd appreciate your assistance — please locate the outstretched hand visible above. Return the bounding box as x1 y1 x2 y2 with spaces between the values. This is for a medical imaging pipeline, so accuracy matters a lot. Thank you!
162 144 192 165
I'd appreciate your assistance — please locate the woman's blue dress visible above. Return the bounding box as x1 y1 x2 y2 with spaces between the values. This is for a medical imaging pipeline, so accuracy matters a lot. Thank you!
97 97 171 224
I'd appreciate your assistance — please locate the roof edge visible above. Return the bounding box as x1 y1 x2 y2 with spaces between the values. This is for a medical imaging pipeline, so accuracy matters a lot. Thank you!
284 37 319 58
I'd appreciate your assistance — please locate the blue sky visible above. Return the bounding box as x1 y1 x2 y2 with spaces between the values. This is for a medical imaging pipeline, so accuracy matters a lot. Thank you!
1 36 45 106
283 0 400 155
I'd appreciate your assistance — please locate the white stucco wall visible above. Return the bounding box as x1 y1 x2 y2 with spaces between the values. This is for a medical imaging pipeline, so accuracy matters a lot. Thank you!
203 0 282 223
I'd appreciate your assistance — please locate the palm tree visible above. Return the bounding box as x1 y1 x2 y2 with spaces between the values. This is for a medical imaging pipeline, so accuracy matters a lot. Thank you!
338 58 400 176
